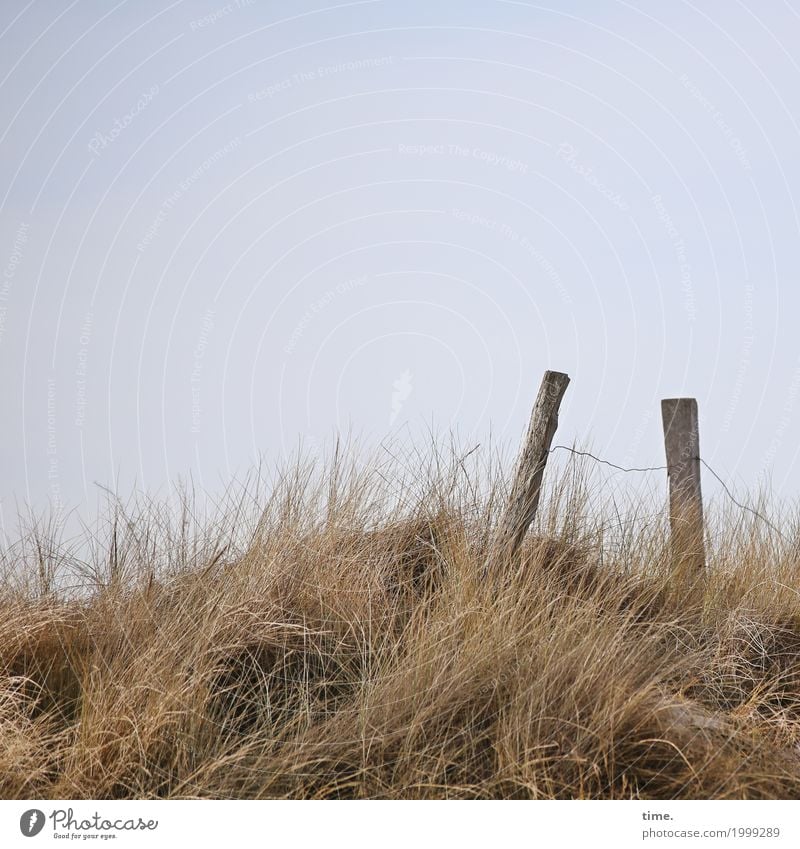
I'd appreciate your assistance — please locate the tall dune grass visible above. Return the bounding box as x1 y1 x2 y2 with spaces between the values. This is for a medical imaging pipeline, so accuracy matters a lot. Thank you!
2 442 800 799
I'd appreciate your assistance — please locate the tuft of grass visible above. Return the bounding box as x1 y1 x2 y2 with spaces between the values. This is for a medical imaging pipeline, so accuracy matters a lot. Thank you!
1 444 800 799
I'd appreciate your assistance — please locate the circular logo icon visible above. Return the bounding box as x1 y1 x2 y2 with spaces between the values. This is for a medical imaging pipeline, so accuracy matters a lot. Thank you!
20 810 46 837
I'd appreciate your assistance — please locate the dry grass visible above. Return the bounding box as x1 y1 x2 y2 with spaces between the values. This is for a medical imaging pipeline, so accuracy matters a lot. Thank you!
2 443 800 799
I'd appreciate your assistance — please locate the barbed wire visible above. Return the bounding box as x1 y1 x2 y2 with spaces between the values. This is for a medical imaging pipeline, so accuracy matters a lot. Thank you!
696 457 786 539
549 445 667 474
549 444 789 542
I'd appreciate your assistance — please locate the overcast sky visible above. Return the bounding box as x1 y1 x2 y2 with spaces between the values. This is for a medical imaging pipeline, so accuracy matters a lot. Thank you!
1 0 799 533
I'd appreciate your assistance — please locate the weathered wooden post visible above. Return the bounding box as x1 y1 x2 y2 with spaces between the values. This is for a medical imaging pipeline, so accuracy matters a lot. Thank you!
661 398 705 572
488 370 570 573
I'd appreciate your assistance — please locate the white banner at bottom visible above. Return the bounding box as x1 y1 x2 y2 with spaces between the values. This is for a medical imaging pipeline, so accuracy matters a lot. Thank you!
0 799 797 848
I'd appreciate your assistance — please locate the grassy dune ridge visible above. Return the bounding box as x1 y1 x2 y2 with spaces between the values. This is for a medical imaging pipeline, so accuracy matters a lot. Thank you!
2 443 800 799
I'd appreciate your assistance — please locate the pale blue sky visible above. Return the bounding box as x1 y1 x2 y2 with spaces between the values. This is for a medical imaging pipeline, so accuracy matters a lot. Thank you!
1 0 799 531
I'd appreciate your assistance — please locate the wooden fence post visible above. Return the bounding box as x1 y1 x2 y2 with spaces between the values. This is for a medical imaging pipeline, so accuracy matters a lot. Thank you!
661 398 705 572
488 370 570 573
